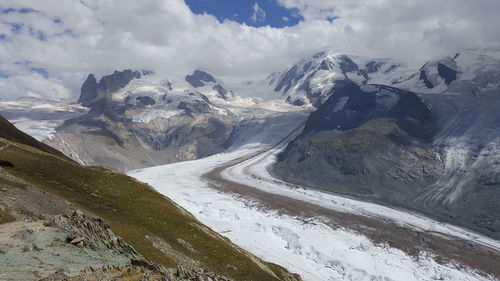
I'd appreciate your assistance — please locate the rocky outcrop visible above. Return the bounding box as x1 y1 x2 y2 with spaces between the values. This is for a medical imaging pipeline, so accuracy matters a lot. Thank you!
0 208 237 281
78 74 98 106
213 84 229 100
185 70 216 88
185 70 230 100
50 210 141 258
274 82 443 205
98 70 142 94
78 70 142 107
39 264 234 281
418 57 458 89
302 82 435 134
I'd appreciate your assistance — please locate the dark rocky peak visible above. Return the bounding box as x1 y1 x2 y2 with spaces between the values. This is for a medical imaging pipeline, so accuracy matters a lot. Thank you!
304 81 434 138
437 63 457 85
318 55 361 74
78 70 141 107
185 70 216 88
336 55 359 74
318 58 335 71
364 61 385 73
213 84 228 100
364 60 401 74
418 57 457 88
78 74 98 106
97 69 142 93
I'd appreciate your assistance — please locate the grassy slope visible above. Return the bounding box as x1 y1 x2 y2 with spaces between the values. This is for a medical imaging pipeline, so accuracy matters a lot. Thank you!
0 208 15 224
0 135 293 280
0 115 74 162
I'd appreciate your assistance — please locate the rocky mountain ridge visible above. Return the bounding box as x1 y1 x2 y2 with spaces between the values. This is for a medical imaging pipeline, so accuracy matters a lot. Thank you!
46 69 238 171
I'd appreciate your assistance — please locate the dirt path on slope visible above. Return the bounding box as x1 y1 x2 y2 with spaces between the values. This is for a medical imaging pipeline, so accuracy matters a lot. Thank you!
202 152 500 278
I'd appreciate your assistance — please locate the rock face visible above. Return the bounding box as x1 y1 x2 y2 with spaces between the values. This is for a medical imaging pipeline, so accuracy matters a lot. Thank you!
78 70 142 107
302 82 435 135
418 57 458 89
51 210 140 257
185 70 231 100
185 70 216 88
275 82 443 205
213 84 228 100
78 74 98 106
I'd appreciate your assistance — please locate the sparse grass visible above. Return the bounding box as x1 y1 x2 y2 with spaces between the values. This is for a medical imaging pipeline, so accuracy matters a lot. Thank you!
0 116 73 162
0 208 15 224
0 138 287 281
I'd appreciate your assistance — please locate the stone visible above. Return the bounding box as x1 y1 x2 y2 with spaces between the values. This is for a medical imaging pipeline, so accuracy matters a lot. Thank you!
69 236 84 244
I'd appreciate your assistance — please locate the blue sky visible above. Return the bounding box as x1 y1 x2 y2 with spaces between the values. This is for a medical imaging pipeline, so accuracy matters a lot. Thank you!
185 0 303 28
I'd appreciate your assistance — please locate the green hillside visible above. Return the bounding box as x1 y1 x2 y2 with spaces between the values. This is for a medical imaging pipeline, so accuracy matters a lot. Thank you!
0 116 298 281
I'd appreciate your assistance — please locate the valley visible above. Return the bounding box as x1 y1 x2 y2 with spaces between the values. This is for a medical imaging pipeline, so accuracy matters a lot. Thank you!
129 105 500 281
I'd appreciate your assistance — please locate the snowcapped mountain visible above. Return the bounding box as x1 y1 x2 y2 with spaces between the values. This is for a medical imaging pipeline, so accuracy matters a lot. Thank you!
44 69 242 171
185 70 234 100
396 48 500 94
264 48 500 108
266 50 415 106
274 47 500 239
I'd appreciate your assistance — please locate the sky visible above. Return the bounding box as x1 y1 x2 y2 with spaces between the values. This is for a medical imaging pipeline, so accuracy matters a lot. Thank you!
0 0 499 101
185 0 303 28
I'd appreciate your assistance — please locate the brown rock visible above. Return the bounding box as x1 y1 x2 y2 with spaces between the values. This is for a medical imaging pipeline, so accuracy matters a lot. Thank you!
69 236 84 244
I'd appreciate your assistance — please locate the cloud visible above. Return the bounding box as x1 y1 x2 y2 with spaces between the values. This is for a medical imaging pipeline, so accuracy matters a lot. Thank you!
0 72 70 100
0 0 499 101
251 2 266 22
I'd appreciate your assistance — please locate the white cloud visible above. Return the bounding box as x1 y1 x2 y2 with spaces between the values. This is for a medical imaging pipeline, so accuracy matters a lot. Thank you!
251 2 266 22
0 72 71 100
0 0 499 101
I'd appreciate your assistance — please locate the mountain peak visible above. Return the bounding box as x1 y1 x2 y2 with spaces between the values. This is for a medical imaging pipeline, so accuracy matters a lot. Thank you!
185 70 217 88
78 70 142 107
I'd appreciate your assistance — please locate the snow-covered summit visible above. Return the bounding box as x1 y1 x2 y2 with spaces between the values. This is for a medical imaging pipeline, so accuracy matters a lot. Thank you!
261 48 500 107
266 50 414 107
